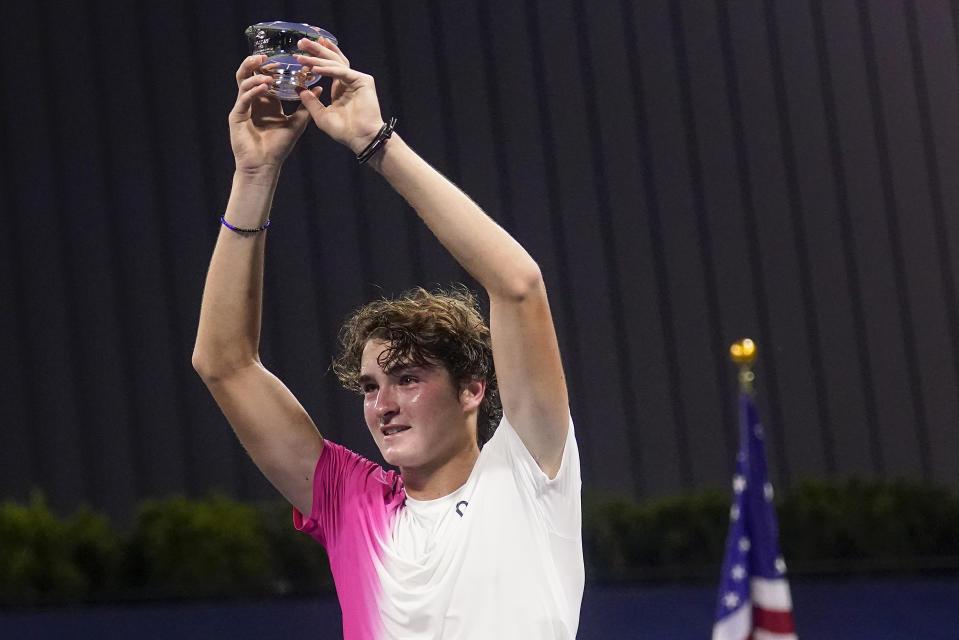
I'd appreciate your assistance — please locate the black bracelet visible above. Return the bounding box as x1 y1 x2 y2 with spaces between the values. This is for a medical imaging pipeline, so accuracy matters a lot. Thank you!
356 117 398 164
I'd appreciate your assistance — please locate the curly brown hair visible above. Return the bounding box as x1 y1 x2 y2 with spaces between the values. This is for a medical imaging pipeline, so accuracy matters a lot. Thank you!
332 286 502 446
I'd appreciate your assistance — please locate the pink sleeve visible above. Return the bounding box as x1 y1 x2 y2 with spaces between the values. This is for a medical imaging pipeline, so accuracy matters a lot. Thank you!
292 441 405 640
292 440 403 546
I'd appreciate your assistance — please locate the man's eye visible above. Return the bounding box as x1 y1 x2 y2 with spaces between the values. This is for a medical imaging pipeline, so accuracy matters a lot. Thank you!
362 384 377 394
399 375 416 385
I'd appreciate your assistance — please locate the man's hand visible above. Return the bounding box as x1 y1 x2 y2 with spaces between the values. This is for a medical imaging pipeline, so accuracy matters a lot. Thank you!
294 39 385 155
229 55 312 175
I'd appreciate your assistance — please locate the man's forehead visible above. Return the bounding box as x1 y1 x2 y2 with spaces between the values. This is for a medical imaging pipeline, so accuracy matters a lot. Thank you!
359 360 432 380
361 338 390 358
359 341 438 376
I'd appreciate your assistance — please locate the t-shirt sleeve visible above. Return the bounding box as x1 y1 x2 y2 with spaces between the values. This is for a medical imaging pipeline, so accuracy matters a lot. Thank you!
292 440 402 547
492 414 582 538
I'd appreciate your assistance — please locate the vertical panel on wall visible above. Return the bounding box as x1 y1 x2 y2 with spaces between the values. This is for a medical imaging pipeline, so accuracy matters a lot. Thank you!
760 0 838 478
870 0 946 482
529 0 635 494
512 0 595 487
88 0 191 499
710 0 794 486
184 0 257 500
668 0 741 488
5 0 87 513
855 0 930 478
436 3 504 228
721 0 826 483
915 0 959 486
40 0 142 520
425 0 489 289
0 98 33 503
384 3 456 288
948 2 959 344
143 0 250 500
73 0 156 513
616 0 688 497
626 0 696 496
33 0 99 511
634 0 705 492
777 0 873 478
483 0 563 311
139 0 218 497
820 1 917 479
902 0 959 486
807 0 884 478
574 0 649 496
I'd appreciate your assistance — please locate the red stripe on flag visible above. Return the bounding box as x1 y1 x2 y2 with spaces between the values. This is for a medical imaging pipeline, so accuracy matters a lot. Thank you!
752 606 795 634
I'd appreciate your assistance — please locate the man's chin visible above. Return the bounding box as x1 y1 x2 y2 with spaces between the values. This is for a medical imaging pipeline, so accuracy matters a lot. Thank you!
379 445 416 469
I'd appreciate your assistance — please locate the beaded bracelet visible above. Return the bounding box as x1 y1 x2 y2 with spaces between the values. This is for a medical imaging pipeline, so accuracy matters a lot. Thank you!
356 117 398 164
221 216 271 234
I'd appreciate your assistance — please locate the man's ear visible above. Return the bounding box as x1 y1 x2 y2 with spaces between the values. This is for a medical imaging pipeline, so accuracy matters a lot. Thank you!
459 379 486 412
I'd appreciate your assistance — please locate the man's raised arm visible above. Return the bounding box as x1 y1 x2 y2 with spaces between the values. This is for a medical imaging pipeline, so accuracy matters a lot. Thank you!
296 40 569 477
192 56 322 515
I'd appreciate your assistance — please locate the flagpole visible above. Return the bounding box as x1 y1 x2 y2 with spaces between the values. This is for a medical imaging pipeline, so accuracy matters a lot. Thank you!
730 338 756 395
713 338 798 640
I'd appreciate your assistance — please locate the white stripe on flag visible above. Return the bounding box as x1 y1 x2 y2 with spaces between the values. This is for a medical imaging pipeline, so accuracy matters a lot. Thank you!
751 577 793 610
753 629 798 640
711 600 751 640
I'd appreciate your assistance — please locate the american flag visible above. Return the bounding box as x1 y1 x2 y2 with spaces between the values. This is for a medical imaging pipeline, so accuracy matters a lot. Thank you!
712 394 797 640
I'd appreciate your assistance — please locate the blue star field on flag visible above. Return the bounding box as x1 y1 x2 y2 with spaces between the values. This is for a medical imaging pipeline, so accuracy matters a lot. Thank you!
712 393 795 639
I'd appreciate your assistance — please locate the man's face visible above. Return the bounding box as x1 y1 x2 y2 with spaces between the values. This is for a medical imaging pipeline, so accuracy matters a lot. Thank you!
359 339 480 470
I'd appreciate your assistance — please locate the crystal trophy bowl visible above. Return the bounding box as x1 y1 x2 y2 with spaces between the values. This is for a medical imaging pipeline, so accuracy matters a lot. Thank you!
245 21 338 101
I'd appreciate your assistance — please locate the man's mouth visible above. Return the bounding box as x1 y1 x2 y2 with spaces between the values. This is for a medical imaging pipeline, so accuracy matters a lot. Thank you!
381 425 411 437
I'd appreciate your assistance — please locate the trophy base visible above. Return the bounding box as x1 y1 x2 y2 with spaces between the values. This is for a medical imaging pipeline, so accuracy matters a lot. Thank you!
259 61 319 102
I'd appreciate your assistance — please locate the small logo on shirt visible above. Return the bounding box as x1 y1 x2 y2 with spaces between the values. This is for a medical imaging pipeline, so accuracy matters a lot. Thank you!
455 500 469 517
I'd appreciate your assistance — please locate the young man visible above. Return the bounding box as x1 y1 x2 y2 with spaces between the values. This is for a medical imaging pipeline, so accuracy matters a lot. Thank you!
193 38 583 639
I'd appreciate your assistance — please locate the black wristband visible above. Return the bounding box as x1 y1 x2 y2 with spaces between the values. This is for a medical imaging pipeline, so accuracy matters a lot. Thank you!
356 117 397 164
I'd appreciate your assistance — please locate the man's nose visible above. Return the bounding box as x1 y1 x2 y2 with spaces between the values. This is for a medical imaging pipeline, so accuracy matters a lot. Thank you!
374 385 399 421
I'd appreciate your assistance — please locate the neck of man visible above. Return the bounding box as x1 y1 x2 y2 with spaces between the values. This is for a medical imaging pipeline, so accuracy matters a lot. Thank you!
400 442 480 501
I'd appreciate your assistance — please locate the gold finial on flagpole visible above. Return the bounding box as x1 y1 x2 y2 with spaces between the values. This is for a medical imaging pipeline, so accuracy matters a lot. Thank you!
730 339 756 394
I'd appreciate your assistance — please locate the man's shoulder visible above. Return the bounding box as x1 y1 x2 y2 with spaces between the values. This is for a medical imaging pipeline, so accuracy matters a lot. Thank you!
318 439 404 496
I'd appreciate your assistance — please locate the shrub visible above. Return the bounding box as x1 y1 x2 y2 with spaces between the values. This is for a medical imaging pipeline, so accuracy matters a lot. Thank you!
123 495 275 598
1 478 957 604
0 492 115 604
66 506 123 598
778 477 959 565
583 490 728 581
259 501 335 596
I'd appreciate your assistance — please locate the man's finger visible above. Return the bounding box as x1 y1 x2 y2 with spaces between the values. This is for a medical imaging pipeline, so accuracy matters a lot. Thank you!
293 54 325 68
321 39 350 67
297 86 327 121
231 82 269 118
290 96 317 129
297 38 338 61
237 74 273 94
236 55 266 87
298 59 359 83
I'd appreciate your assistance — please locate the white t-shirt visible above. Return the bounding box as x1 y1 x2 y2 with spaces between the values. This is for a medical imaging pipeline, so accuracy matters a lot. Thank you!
294 415 584 639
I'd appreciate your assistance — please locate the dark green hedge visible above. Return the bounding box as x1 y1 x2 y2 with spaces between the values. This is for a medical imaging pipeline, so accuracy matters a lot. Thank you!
584 477 959 582
0 492 332 606
2 478 958 605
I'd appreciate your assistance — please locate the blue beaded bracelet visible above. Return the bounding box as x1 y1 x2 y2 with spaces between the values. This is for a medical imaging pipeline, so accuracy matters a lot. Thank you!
221 216 271 234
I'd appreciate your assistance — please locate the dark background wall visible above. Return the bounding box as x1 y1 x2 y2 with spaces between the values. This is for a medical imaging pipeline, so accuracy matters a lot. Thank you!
3 0 959 524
